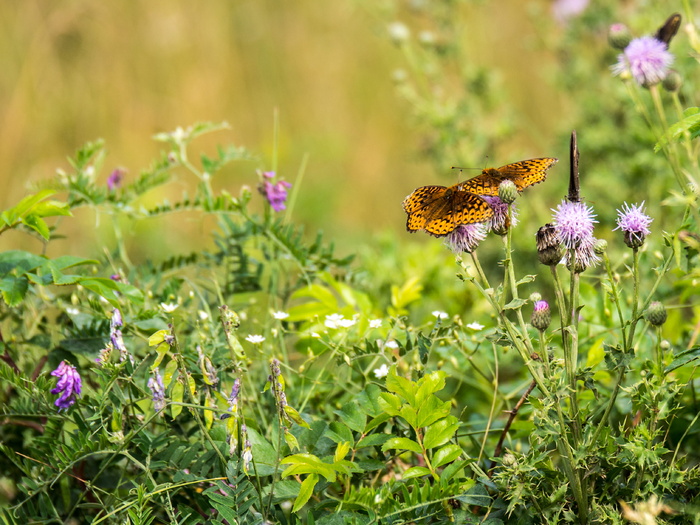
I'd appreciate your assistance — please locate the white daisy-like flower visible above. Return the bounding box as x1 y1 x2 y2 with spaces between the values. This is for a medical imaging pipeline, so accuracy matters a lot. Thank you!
324 313 344 329
338 318 356 328
245 334 265 344
467 322 485 331
432 310 448 320
384 340 399 349
160 302 179 313
273 311 290 320
374 364 390 379
369 319 382 329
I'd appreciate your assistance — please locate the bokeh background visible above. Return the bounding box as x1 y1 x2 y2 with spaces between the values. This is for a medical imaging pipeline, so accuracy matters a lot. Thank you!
0 0 690 261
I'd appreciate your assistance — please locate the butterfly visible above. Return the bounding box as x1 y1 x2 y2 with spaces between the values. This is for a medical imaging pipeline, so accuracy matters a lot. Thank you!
654 13 681 47
402 157 557 236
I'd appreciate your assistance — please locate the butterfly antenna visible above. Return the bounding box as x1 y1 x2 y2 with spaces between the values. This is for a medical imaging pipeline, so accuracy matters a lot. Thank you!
567 130 580 203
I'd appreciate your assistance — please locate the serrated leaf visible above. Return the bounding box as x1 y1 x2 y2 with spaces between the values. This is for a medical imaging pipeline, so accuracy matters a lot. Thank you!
432 444 462 467
665 346 700 372
334 402 366 433
293 473 318 513
402 466 431 479
21 214 50 240
423 416 459 450
356 433 392 448
381 437 422 455
503 298 527 310
0 275 29 307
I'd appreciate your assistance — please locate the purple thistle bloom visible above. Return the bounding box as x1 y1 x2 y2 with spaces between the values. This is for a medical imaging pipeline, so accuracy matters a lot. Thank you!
612 36 673 87
107 169 125 191
148 370 166 412
444 223 488 253
552 200 597 249
50 361 82 410
614 201 653 248
552 200 600 272
531 300 551 331
483 196 518 235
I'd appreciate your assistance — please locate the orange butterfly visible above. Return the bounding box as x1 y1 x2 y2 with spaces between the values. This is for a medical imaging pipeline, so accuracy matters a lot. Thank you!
402 158 557 236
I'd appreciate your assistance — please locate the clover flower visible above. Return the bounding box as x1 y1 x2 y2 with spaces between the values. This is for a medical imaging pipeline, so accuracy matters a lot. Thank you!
612 36 673 87
614 201 652 249
147 369 166 412
444 223 488 254
259 171 292 212
50 361 82 410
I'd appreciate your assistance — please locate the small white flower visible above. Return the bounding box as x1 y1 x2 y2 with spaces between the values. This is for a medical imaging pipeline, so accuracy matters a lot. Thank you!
198 310 209 320
384 340 399 349
388 21 410 43
160 302 179 313
338 318 356 328
467 322 485 331
369 319 382 329
324 314 345 329
66 307 80 316
245 334 265 344
374 364 390 379
311 332 320 338
432 310 448 320
273 311 290 320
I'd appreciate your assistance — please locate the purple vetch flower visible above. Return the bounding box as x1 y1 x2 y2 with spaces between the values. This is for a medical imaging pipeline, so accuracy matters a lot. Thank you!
444 223 488 253
228 378 241 413
552 200 600 272
614 201 652 249
612 36 674 87
147 369 166 412
552 0 589 24
110 309 131 363
107 169 125 191
258 171 292 212
241 423 253 473
483 196 518 235
50 361 82 410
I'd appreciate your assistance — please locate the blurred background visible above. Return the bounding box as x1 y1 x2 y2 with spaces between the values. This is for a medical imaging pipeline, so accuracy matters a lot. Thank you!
0 0 691 261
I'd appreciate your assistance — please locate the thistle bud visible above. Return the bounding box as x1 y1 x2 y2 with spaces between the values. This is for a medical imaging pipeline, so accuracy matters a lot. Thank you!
608 23 632 50
662 70 682 92
645 301 667 326
531 300 551 332
498 180 518 204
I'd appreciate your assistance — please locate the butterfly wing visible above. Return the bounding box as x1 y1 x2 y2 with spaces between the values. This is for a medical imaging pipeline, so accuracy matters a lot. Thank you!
460 157 558 196
655 13 681 46
403 185 448 232
422 189 493 236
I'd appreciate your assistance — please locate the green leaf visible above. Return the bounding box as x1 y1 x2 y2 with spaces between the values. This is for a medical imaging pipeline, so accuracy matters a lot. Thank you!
292 473 318 513
356 433 392 448
21 214 50 240
334 402 366 433
655 107 700 152
381 437 422 455
423 416 459 450
171 380 184 418
0 275 29 306
377 392 402 416
415 395 450 428
432 444 462 467
284 405 310 429
334 442 351 463
0 250 46 278
665 346 700 373
415 371 446 405
503 298 527 310
402 466 431 479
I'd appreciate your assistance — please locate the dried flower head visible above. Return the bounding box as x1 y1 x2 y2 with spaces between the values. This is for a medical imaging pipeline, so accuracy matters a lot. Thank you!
536 223 564 266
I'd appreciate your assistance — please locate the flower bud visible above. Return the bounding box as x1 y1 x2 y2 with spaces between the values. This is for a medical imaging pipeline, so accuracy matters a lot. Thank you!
645 301 667 326
531 300 551 331
498 180 518 204
662 70 682 92
608 23 632 50
594 239 608 255
529 292 542 303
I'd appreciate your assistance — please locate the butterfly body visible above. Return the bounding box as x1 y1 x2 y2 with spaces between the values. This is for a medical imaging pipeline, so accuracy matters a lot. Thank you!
403 157 557 236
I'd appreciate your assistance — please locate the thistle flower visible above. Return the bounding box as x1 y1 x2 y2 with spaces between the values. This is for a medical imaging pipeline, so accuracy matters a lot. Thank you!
50 361 82 410
552 200 600 272
614 201 652 249
531 300 551 331
148 370 166 412
444 223 488 253
258 171 292 212
612 36 673 87
484 196 517 236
